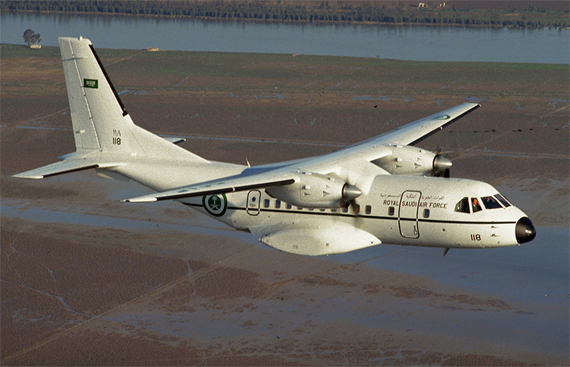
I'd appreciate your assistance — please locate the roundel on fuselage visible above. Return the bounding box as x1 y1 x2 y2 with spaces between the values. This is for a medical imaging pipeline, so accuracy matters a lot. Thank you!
203 194 227 217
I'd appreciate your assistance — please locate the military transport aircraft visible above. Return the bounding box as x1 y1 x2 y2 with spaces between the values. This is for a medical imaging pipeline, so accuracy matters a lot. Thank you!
14 37 536 256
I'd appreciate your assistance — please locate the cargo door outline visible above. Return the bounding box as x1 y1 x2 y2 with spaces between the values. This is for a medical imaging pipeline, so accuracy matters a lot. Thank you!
399 190 421 239
246 190 261 216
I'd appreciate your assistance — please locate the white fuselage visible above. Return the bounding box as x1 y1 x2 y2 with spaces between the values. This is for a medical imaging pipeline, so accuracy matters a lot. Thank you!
170 173 527 251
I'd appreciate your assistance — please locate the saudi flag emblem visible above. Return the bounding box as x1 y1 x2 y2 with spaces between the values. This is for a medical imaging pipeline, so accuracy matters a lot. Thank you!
203 194 227 217
84 79 98 89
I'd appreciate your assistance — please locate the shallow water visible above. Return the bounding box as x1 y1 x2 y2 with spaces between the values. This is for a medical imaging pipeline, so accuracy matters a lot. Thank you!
3 12 569 63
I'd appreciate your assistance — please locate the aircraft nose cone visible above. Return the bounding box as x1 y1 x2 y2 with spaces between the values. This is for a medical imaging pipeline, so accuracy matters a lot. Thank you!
515 217 536 244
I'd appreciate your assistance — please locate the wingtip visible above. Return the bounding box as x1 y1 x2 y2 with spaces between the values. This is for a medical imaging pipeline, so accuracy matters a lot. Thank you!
122 197 158 203
11 173 44 179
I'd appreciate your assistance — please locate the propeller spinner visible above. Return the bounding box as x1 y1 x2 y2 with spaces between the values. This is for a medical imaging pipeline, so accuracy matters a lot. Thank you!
432 154 452 178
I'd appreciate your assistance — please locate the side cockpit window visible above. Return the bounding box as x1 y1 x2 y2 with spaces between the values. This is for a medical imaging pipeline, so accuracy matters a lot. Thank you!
454 197 470 213
494 194 511 208
471 198 482 213
481 196 503 209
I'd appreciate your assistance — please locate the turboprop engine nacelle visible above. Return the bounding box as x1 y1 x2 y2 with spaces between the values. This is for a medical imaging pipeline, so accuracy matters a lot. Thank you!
266 172 361 209
372 145 451 176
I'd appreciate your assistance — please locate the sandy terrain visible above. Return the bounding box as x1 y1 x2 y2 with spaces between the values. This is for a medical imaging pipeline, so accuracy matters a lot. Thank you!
1 44 568 365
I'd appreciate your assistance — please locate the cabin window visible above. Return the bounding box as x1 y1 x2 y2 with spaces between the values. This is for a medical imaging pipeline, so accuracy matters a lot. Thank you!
286 203 292 209
275 200 281 209
481 196 503 209
264 199 270 208
319 208 326 212
471 198 482 213
297 207 303 211
330 208 337 213
388 206 395 216
494 194 511 208
342 207 349 213
454 197 470 213
423 209 430 218
365 205 372 215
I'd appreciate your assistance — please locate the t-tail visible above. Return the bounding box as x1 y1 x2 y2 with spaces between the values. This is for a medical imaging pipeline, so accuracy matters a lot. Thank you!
13 36 208 180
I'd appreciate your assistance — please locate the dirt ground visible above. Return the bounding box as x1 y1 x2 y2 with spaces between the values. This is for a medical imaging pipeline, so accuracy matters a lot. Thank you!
1 45 568 365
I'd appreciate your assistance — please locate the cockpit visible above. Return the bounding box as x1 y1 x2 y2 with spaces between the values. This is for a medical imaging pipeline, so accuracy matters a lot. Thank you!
454 194 512 214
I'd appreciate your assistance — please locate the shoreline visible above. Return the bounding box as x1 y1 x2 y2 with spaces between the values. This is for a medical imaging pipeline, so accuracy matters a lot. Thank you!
4 8 568 31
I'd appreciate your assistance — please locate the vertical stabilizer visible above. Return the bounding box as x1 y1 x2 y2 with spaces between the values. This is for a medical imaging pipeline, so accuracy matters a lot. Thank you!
58 37 207 162
59 37 103 150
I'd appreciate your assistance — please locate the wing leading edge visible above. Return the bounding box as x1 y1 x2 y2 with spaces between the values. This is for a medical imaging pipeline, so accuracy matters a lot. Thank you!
346 102 480 148
124 173 297 202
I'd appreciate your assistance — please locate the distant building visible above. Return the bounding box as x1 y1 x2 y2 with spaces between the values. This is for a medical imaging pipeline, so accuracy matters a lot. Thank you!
418 3 427 8
30 44 41 49
147 47 159 52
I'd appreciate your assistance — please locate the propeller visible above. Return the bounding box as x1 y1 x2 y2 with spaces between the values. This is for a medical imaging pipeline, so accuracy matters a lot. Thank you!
431 130 468 178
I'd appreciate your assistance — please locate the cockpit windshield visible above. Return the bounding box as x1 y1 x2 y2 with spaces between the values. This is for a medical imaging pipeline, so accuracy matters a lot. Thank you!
494 194 511 207
481 196 503 209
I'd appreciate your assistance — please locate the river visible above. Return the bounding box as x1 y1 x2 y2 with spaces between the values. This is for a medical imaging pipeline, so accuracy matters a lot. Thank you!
1 12 569 63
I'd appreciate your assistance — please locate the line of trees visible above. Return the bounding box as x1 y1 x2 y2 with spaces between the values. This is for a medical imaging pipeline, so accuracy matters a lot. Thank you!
2 1 569 29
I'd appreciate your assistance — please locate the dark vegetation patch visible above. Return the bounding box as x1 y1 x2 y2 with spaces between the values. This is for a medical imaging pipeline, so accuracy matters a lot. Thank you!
3 0 569 29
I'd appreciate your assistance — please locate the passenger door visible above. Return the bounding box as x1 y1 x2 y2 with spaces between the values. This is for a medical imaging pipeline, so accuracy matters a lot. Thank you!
399 190 421 238
246 190 261 216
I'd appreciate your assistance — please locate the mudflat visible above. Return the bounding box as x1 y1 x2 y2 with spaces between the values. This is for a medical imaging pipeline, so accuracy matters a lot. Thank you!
1 44 568 365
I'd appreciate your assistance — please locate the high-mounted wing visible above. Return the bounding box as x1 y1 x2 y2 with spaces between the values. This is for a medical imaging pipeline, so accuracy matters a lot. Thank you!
357 102 480 147
125 103 479 203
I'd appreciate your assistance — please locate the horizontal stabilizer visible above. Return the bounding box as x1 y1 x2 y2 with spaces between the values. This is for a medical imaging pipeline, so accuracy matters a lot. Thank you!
12 159 118 179
162 137 187 145
250 221 381 256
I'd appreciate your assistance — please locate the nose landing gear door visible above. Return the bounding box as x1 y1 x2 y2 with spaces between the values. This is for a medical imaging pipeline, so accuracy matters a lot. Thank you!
246 190 261 216
399 190 421 239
